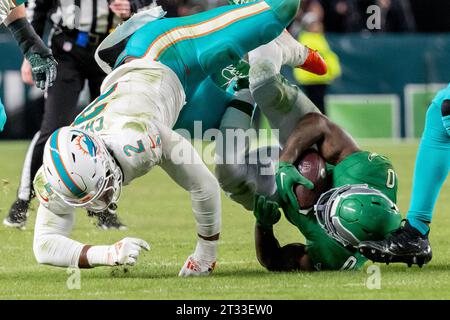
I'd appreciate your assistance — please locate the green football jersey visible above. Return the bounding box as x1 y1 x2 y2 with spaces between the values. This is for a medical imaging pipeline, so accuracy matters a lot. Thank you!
283 205 367 271
332 151 397 203
282 150 397 271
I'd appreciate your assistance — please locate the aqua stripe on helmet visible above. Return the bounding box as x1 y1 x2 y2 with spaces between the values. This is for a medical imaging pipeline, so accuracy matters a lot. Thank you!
49 129 87 199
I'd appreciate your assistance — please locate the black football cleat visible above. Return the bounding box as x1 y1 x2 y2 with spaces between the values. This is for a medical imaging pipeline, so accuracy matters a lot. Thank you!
3 199 30 230
358 220 432 267
88 203 127 230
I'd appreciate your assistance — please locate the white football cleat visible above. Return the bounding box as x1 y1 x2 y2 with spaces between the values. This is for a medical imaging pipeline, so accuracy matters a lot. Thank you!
178 255 216 277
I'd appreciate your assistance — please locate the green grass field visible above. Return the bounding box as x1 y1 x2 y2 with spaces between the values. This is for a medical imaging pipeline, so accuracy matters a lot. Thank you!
0 140 449 300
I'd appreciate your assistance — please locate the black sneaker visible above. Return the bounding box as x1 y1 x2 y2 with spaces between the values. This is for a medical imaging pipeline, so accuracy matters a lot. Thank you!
3 199 30 230
358 220 432 267
88 203 127 230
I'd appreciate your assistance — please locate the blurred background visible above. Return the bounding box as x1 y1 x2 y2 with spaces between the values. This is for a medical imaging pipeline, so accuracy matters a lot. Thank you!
0 0 449 140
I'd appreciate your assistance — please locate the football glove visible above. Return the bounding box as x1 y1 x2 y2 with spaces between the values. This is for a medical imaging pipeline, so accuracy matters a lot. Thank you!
107 237 150 266
227 0 251 4
253 194 281 229
276 162 314 212
179 255 216 277
26 53 57 90
7 17 58 91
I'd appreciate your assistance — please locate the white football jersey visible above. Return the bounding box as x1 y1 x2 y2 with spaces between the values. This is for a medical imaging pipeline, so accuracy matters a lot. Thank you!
35 59 186 208
71 59 185 184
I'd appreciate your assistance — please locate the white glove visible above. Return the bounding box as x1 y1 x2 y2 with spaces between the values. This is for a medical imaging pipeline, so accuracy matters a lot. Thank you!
178 254 216 277
106 237 150 266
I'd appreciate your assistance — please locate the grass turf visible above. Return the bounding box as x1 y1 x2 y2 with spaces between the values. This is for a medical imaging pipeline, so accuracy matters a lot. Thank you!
0 140 449 300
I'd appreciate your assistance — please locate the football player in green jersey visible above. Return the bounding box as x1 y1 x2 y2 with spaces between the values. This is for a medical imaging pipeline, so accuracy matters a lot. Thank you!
258 112 402 271
216 36 402 271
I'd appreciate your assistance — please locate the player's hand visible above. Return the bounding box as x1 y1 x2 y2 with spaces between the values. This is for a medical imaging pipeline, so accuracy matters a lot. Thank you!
276 162 314 212
107 237 150 266
179 255 216 277
109 0 131 19
253 194 281 229
21 59 34 85
25 53 57 90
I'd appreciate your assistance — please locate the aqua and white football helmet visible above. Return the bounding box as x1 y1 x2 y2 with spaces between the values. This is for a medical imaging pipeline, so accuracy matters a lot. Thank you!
42 127 123 212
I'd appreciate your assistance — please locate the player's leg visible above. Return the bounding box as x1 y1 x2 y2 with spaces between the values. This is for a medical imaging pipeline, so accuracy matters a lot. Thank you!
407 100 450 234
174 76 234 136
182 0 300 78
0 98 6 132
248 42 320 146
214 89 278 210
225 0 327 74
157 126 221 276
359 97 450 266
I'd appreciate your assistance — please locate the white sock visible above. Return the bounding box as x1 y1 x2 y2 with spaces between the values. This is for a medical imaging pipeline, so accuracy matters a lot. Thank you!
194 238 218 262
249 41 283 73
274 30 309 66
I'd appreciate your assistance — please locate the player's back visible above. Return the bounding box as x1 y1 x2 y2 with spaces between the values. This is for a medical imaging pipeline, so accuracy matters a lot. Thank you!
332 151 397 203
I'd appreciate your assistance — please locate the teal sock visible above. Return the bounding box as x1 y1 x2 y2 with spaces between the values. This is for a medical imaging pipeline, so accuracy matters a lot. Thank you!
408 218 430 235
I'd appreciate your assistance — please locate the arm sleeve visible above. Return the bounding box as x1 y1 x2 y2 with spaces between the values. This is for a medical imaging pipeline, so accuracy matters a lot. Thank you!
33 204 85 267
33 167 84 267
155 122 221 237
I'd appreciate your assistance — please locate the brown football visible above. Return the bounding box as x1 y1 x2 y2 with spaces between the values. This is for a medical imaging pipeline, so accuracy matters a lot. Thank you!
294 149 330 209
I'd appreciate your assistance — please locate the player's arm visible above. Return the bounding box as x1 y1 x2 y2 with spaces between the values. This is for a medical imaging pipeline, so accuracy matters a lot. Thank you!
4 2 57 90
255 225 312 271
280 112 359 165
276 113 359 209
155 122 220 276
33 168 149 268
253 194 312 271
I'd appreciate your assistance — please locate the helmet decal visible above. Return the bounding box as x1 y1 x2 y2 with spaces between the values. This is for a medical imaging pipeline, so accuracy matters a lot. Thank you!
49 129 87 199
74 132 97 157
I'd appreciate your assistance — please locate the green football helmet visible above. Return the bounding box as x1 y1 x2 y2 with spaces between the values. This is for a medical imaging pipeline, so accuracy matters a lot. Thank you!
315 184 402 247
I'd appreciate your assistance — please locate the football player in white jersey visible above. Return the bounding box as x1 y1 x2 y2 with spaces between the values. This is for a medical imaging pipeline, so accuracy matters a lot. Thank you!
32 59 221 275
31 0 307 276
